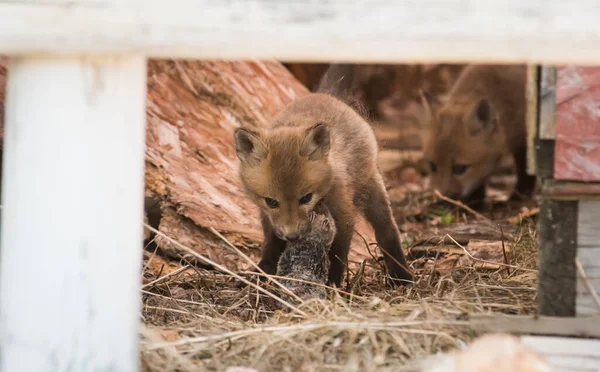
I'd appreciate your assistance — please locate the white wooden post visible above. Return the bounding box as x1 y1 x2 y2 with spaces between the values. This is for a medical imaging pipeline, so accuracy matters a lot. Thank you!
0 56 147 371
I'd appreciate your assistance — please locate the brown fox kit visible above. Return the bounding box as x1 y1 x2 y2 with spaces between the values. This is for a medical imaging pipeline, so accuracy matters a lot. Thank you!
234 93 413 287
276 209 336 301
420 65 536 204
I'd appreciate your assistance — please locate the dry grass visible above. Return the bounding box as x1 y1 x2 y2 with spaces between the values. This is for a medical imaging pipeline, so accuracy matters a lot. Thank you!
139 212 538 372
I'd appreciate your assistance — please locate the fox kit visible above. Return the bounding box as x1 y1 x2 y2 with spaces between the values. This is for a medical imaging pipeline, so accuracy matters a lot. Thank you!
420 65 536 204
276 209 336 300
234 93 413 287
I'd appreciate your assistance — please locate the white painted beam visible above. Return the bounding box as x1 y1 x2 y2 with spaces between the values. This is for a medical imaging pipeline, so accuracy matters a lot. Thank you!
521 336 600 372
0 55 147 370
1 1 600 64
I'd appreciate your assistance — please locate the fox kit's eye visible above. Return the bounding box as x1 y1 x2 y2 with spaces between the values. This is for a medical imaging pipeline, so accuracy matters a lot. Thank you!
429 161 437 173
299 193 313 205
452 164 468 175
264 197 279 209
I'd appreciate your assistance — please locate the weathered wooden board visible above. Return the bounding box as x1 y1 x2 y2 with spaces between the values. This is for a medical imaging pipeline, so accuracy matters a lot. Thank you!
538 199 578 317
526 65 539 175
521 336 600 372
577 296 600 317
542 180 600 199
419 334 600 371
554 66 600 181
0 56 147 371
539 67 557 141
470 314 600 338
3 1 600 64
576 200 600 316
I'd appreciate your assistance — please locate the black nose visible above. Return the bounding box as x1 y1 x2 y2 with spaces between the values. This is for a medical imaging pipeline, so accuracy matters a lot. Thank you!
285 233 299 242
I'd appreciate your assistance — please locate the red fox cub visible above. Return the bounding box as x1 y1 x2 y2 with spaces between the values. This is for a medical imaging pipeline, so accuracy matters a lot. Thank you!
420 65 536 204
234 93 413 287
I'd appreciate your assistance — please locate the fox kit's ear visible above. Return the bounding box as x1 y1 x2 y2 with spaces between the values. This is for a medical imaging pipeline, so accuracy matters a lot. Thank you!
234 127 268 167
419 89 438 126
466 98 496 136
301 123 330 161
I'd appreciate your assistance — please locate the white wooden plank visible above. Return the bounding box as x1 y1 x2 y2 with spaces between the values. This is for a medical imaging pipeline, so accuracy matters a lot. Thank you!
576 201 600 316
577 296 600 316
0 56 147 370
543 356 600 372
578 247 600 309
577 200 600 247
577 269 600 295
521 336 600 372
522 335 600 359
1 1 600 63
579 249 600 268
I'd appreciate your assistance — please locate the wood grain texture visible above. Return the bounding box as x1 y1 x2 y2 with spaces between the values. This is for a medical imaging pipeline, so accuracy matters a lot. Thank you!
521 336 600 372
471 314 600 338
526 65 539 175
542 180 600 199
554 66 600 181
539 66 556 140
576 200 600 316
2 1 600 63
576 296 600 316
537 199 577 317
535 140 555 179
0 56 147 371
577 200 600 247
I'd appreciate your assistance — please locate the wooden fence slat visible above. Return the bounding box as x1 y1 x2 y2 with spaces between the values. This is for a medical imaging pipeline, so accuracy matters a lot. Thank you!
470 314 600 338
525 65 539 175
0 55 147 370
554 66 600 181
539 66 556 140
521 336 600 372
576 201 600 316
1 1 600 63
578 200 600 247
538 199 578 317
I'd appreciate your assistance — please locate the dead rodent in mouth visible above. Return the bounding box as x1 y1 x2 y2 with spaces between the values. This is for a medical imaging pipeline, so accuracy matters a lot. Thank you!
276 209 336 301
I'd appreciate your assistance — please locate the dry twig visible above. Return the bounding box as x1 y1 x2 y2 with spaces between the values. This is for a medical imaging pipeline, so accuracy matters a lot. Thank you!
143 223 307 317
142 265 192 289
433 189 491 222
445 234 536 273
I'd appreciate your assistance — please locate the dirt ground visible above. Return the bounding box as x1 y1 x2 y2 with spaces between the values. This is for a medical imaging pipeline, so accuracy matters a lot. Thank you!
138 64 540 372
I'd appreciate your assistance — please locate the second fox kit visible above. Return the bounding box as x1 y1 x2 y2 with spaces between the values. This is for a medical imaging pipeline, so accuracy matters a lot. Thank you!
276 209 336 300
234 93 412 287
420 65 536 204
